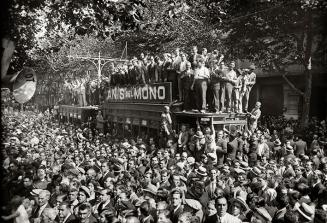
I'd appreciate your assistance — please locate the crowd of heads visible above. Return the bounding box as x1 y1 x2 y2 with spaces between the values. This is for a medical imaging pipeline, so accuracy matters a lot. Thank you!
1 105 327 223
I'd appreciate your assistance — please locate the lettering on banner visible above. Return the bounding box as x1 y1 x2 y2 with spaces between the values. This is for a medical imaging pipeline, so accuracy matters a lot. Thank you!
106 83 171 103
149 87 156 100
158 86 165 100
119 88 124 100
142 86 148 99
133 87 142 99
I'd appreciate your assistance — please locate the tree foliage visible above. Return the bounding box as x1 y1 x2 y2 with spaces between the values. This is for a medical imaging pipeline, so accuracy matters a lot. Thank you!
2 0 327 126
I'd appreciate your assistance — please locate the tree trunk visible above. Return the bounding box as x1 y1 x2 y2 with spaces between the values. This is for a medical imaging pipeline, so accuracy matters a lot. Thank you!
300 11 313 129
300 69 312 128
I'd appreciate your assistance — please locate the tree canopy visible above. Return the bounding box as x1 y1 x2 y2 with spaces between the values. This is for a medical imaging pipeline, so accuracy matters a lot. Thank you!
2 0 327 126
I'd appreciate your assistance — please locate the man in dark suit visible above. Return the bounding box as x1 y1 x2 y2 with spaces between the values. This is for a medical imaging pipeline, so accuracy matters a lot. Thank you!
56 202 76 223
15 175 34 199
158 169 171 191
95 189 115 216
216 130 227 167
169 188 184 223
310 170 326 201
147 55 159 83
226 130 240 161
292 166 308 186
31 190 52 222
272 195 288 223
98 161 113 187
294 134 307 157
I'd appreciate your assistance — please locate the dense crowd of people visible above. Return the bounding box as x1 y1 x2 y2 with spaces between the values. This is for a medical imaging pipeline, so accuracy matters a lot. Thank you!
53 46 256 114
1 103 327 223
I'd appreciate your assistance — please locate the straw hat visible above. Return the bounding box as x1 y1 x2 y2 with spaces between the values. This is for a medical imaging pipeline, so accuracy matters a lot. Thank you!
250 167 262 177
254 207 272 222
142 184 157 196
296 203 314 221
184 199 202 211
274 139 281 146
195 166 207 177
79 185 91 198
230 196 249 211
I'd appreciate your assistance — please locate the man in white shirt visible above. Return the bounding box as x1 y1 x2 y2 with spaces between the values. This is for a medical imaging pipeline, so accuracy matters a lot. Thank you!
225 61 237 113
204 196 241 223
191 58 210 113
177 53 188 101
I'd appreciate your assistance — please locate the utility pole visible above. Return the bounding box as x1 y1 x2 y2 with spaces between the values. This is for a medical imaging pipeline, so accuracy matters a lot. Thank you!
67 51 128 106
67 52 128 81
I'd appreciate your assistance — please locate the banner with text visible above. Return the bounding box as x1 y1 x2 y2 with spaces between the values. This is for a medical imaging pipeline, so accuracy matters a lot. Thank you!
105 82 172 104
